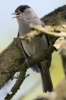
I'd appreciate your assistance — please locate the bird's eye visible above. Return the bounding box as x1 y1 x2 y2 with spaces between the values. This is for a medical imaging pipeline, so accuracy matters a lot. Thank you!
15 10 22 15
16 12 20 15
18 10 22 14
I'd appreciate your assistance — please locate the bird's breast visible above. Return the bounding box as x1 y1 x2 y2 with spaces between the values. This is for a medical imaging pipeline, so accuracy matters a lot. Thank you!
22 35 48 57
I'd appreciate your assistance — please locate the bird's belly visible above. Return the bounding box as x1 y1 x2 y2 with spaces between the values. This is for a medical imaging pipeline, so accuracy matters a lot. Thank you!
22 35 48 57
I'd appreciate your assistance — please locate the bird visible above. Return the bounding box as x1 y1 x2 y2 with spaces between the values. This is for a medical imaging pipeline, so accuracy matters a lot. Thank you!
13 5 53 92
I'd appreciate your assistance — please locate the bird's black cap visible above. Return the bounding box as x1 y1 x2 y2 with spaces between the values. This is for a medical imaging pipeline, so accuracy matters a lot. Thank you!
15 5 31 12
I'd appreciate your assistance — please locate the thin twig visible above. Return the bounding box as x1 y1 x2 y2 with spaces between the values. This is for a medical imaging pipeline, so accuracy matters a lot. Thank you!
19 25 66 42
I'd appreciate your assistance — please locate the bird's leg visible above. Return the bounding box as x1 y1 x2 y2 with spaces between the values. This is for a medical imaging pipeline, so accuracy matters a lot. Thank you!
25 55 32 68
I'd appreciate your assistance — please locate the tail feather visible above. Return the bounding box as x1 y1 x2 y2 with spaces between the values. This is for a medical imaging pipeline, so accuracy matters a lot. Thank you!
39 61 53 92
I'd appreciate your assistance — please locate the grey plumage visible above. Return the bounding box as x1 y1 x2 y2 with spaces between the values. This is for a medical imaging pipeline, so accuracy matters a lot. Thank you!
14 5 53 92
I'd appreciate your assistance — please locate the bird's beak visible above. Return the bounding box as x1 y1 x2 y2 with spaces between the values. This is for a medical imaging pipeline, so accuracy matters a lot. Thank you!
11 12 21 18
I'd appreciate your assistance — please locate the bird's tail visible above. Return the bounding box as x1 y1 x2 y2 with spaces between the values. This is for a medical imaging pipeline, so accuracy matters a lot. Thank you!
39 60 53 92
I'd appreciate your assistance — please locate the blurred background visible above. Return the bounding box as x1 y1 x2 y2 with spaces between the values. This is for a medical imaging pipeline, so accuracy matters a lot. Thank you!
0 0 66 100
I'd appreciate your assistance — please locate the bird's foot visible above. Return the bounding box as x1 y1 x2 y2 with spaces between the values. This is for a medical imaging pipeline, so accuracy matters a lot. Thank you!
25 56 32 68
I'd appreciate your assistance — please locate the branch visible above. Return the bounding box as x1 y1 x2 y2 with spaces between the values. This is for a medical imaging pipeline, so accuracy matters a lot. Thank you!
5 70 27 100
30 24 66 37
20 25 66 42
0 38 25 88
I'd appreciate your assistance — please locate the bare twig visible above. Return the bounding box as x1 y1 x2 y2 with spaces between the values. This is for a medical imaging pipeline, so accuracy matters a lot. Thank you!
5 69 27 100
20 25 66 42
